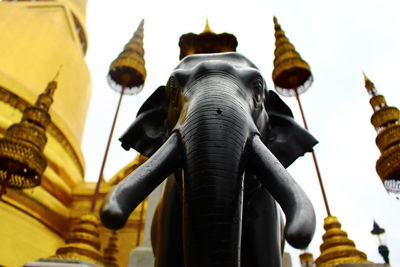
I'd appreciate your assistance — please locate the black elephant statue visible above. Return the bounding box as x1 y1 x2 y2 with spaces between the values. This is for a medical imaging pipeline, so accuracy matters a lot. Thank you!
101 52 317 267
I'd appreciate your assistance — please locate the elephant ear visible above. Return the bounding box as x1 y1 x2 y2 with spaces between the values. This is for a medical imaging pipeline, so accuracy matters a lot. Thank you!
265 90 318 168
119 86 169 157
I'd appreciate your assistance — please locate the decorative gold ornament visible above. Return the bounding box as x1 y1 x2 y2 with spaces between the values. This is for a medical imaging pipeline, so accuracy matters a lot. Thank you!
315 216 371 267
272 16 313 96
0 78 57 189
179 19 238 60
108 19 146 95
376 124 400 152
376 144 400 182
103 231 119 267
364 74 400 194
300 252 315 267
51 213 104 266
371 107 400 130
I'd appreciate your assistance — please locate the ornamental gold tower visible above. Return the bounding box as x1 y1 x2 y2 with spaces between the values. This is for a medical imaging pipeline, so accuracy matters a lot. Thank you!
0 0 91 265
0 2 148 267
364 74 400 194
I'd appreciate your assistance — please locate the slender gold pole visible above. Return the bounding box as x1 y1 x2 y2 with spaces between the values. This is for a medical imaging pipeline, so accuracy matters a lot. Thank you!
136 201 145 246
90 86 126 213
294 88 331 217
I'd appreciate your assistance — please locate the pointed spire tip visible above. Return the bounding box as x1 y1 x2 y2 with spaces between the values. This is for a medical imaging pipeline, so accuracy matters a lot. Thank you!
362 71 369 81
202 17 214 33
53 65 62 81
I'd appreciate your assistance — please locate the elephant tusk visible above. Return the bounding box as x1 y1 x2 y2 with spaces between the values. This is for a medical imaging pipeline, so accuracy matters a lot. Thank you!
249 134 316 249
100 132 182 229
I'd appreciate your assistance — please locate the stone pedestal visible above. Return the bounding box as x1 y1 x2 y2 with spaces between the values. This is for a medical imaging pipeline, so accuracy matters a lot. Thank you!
282 252 293 267
23 259 100 267
128 183 163 267
129 246 154 267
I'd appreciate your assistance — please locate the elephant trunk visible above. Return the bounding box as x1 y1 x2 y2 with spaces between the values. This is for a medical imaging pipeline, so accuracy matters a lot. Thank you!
250 135 316 249
179 75 250 267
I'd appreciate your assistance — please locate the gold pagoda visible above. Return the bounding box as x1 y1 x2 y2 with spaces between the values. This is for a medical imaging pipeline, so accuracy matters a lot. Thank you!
315 216 371 267
364 74 400 194
0 1 147 266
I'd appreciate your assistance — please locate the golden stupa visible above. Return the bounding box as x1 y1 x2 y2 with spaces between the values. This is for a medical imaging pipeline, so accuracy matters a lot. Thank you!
364 74 400 194
51 214 104 265
0 1 148 266
315 216 371 267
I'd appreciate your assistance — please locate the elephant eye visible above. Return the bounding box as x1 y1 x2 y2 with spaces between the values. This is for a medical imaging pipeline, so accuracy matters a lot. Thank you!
253 79 264 104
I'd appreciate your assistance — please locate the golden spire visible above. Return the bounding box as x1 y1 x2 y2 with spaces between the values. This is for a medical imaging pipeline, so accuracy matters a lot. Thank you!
272 16 313 96
103 231 119 267
202 18 214 34
363 73 377 94
0 76 58 190
363 74 400 194
315 216 371 267
108 19 147 95
51 214 104 266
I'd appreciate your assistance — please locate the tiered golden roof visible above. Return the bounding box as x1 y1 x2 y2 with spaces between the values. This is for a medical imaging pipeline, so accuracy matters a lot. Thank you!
272 16 313 96
0 78 57 189
364 74 400 193
51 213 104 266
300 252 315 267
108 19 146 94
178 19 238 60
315 216 371 267
103 231 119 267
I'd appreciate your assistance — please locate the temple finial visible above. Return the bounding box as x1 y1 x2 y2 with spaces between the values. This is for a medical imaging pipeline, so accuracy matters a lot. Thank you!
203 18 214 33
362 72 376 94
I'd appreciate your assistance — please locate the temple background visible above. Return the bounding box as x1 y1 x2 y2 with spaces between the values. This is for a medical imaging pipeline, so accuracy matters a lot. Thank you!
0 0 398 266
0 1 146 266
83 1 400 266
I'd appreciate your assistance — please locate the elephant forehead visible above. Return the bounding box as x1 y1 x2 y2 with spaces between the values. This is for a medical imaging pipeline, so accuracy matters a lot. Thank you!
175 52 258 71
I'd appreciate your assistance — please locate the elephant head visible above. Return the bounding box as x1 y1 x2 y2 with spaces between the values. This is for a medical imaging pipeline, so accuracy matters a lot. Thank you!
101 52 316 267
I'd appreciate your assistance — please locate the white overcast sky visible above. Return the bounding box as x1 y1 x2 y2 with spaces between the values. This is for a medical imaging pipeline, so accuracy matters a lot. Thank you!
82 0 400 266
